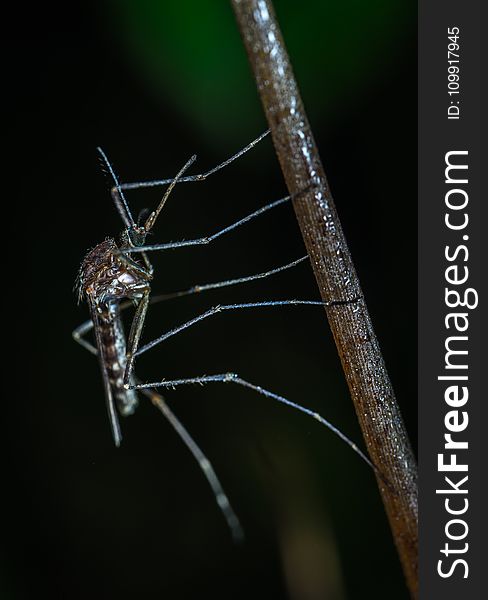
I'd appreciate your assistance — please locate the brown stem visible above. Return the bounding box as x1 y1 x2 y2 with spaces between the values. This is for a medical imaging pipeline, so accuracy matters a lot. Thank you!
231 0 418 596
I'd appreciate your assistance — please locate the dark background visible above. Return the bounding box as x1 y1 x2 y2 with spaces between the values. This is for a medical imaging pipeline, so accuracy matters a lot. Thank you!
8 1 416 598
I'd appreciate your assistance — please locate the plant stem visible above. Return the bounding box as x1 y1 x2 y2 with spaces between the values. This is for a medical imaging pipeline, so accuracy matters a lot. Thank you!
231 1 418 596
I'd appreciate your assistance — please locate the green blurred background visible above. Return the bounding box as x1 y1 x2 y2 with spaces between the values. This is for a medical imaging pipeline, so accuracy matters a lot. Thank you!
8 1 416 598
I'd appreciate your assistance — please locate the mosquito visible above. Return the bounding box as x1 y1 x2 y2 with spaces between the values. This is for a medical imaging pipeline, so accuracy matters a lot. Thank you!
73 130 375 542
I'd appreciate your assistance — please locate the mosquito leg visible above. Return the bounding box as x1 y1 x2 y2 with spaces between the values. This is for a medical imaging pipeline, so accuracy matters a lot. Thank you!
118 130 270 192
131 374 375 471
140 251 153 276
72 319 97 355
133 299 358 359
138 385 243 542
123 291 150 387
122 194 292 254
73 318 243 538
150 255 308 303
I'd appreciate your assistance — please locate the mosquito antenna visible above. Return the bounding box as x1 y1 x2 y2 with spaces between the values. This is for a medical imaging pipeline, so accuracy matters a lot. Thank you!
144 154 197 232
97 147 136 228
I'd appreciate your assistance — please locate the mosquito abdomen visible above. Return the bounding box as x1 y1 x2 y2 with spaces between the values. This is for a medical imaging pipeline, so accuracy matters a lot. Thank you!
99 302 138 415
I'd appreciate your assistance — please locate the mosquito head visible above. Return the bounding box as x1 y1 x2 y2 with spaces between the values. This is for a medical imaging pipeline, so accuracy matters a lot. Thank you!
126 223 148 247
98 146 196 243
